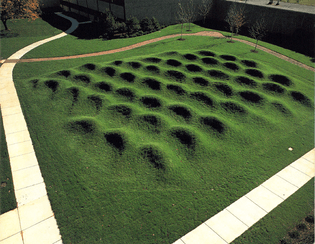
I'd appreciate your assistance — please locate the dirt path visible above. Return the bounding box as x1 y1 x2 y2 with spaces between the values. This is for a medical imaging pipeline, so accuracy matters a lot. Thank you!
3 31 314 72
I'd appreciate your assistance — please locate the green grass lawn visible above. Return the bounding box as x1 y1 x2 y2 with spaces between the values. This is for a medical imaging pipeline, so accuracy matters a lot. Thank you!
13 34 313 243
0 14 71 59
0 110 17 215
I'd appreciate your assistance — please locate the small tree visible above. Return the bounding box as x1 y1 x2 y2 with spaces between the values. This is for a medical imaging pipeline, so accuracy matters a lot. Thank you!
199 0 213 24
185 0 196 31
126 17 141 35
140 17 154 33
177 0 187 40
1 0 41 30
249 16 267 52
225 3 246 42
151 17 161 31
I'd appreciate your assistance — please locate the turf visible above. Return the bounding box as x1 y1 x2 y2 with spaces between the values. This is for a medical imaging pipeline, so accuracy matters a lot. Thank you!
0 109 17 214
13 35 314 243
0 15 71 59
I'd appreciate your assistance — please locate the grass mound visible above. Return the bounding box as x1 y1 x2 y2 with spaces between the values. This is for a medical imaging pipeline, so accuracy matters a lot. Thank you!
140 145 166 170
128 61 142 69
166 70 186 82
57 70 71 77
190 92 214 106
68 118 98 134
138 114 163 133
113 60 123 66
202 57 219 65
168 105 192 120
120 72 136 83
235 76 257 87
81 63 96 70
214 83 233 96
105 131 126 152
102 67 116 77
170 127 196 148
143 78 161 90
45 80 59 92
146 65 160 73
186 64 202 72
95 81 112 92
166 59 182 67
241 60 257 68
116 88 135 100
200 116 225 134
108 104 133 117
73 74 91 84
220 55 236 61
269 74 292 86
166 84 186 95
67 87 80 103
87 95 103 111
30 79 39 88
221 101 247 115
223 62 239 71
263 83 285 94
208 70 229 80
271 102 291 115
198 50 215 56
183 54 198 60
141 96 162 108
290 91 312 107
239 91 264 104
143 57 162 63
245 69 264 79
193 77 209 86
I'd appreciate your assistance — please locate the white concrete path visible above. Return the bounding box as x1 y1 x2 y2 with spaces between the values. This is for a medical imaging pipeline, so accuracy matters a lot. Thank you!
173 149 314 244
0 13 79 244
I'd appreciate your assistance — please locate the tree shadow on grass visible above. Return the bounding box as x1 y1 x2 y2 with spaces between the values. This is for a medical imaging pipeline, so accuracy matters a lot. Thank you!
0 30 19 38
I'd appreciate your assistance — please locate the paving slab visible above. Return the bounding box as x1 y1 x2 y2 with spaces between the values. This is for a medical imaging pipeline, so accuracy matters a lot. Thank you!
0 94 20 109
181 223 227 244
205 209 248 243
290 158 315 177
4 129 31 145
302 149 315 163
0 209 20 241
0 232 23 244
246 185 284 212
226 196 267 227
15 182 47 207
0 105 22 116
276 165 312 188
7 140 34 158
18 195 54 230
262 175 298 200
10 152 38 172
2 113 28 134
12 165 44 191
23 216 62 244
172 239 185 244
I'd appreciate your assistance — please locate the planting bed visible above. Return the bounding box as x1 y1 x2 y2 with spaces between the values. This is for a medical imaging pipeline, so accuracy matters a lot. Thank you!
21 49 313 243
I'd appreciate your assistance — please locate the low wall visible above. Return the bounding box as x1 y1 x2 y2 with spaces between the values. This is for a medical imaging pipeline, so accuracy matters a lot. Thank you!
41 0 60 8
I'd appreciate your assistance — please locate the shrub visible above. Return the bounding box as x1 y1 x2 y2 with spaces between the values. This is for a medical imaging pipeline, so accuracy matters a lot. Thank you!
126 17 141 35
140 17 154 33
116 22 127 33
99 10 116 39
151 17 161 31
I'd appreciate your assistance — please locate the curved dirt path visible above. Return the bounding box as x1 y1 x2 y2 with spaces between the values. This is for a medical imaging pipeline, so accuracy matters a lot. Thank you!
4 31 314 72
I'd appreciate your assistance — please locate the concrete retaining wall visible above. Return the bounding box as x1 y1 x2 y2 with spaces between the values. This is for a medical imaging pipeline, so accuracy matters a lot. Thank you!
41 0 60 8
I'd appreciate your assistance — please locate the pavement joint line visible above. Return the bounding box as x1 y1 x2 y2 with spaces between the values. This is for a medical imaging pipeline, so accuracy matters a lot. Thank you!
2 111 23 117
53 239 63 244
244 195 268 214
15 183 45 193
13 164 39 173
261 184 286 200
275 173 302 189
225 208 250 228
301 157 315 164
6 129 28 135
10 151 37 159
20 213 54 232
8 139 32 146
290 163 314 178
204 222 228 244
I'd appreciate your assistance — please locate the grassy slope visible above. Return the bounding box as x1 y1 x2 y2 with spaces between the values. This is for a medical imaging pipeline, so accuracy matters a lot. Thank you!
0 110 17 214
13 35 313 243
0 15 71 59
21 22 314 68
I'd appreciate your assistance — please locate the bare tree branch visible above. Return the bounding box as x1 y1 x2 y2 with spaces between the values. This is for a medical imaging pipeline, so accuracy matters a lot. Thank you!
199 0 213 24
249 15 267 52
225 3 246 42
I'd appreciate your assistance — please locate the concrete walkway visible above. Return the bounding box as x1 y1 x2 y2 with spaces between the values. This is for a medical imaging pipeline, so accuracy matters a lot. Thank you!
0 13 79 244
0 10 314 244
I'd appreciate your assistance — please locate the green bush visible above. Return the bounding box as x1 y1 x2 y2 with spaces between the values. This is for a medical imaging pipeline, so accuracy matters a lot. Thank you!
99 9 116 39
116 22 127 33
140 17 154 33
151 17 161 31
126 17 141 35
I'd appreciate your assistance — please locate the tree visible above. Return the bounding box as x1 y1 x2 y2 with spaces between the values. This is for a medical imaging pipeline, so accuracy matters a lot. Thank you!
140 17 154 33
1 0 40 30
249 16 267 52
151 17 161 31
126 17 141 35
225 3 246 42
199 0 213 24
177 0 187 40
185 0 196 31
